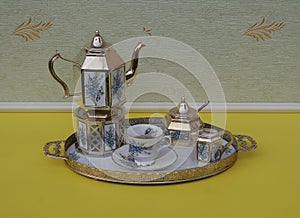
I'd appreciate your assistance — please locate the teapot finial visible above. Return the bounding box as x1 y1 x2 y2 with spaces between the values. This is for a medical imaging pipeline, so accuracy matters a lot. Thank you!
91 30 103 48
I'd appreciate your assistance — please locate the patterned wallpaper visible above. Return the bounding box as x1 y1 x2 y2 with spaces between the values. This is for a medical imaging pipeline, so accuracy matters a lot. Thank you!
0 0 299 103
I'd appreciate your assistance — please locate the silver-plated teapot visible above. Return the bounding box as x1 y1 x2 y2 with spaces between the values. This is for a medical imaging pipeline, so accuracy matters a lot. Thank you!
48 31 144 156
48 30 144 111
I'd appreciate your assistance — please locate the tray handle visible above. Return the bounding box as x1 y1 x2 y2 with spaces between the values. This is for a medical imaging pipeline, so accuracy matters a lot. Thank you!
43 140 67 160
234 135 257 152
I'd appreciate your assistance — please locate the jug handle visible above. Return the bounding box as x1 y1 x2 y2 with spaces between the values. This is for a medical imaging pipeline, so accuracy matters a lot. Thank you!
48 51 80 98
220 130 234 155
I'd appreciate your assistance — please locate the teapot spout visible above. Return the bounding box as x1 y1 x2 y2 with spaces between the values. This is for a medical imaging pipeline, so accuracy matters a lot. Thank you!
125 42 145 83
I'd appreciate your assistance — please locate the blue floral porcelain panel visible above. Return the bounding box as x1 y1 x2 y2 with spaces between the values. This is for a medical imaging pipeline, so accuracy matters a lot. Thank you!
104 123 116 151
82 70 106 108
111 67 125 107
197 142 210 162
170 130 189 140
211 142 221 162
78 121 88 150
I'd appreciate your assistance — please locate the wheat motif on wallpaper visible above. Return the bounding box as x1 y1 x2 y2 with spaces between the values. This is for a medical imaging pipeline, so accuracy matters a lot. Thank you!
12 17 53 42
244 17 285 42
142 26 152 36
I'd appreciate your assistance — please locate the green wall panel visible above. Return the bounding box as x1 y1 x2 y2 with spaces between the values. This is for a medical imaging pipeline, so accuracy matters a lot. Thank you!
0 0 299 103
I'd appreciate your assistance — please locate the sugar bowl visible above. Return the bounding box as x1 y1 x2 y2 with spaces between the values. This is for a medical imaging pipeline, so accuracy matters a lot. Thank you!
164 97 209 146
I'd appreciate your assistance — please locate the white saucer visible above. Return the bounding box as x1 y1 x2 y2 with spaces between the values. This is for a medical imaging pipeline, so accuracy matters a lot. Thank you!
112 145 178 171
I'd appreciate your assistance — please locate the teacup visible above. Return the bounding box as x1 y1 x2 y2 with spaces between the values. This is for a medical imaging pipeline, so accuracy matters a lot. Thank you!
124 124 172 166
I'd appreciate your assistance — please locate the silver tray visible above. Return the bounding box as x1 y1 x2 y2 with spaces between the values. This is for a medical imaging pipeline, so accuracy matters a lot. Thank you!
43 117 257 184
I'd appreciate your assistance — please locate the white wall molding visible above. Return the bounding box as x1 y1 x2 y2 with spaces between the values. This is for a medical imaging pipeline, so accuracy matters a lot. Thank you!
0 102 300 112
0 102 72 112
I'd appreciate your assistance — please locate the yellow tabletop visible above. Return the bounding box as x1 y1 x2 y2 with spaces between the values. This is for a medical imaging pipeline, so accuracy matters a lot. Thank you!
0 112 299 218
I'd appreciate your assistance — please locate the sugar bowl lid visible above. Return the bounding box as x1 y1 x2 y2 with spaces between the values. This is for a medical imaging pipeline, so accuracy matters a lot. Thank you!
165 97 209 132
168 97 195 119
168 97 209 119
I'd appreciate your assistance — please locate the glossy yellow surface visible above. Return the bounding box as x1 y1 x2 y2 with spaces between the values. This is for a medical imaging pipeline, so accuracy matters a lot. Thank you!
0 112 299 218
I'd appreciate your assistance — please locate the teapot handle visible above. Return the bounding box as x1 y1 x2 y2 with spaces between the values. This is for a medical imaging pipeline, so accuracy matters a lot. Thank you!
48 51 80 98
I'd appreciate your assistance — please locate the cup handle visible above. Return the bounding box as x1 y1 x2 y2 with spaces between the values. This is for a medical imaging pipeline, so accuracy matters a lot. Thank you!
156 135 172 151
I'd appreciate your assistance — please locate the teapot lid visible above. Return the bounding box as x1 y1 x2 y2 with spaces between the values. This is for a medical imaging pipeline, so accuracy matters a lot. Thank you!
168 97 198 119
91 30 104 48
82 31 125 70
86 30 108 53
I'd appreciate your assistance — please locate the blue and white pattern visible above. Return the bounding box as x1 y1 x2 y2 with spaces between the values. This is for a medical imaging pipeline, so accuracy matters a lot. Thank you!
144 127 157 137
224 147 233 155
78 121 88 150
128 144 151 156
104 123 116 151
69 151 80 161
111 68 125 107
66 144 90 166
170 130 189 140
118 145 152 168
197 142 210 162
83 71 106 107
211 143 221 161
119 153 139 168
